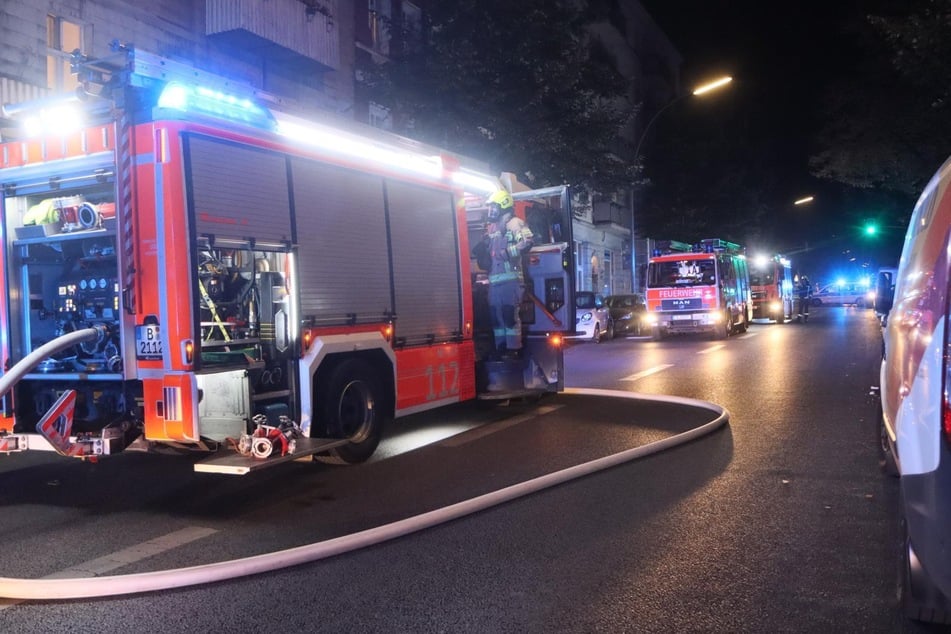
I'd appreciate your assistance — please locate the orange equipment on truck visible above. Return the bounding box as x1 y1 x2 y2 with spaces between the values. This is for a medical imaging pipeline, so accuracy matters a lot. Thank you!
644 238 752 340
0 44 575 474
749 254 794 323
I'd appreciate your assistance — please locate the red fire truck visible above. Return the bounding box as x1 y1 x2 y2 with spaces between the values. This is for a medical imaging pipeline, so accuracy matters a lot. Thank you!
0 46 574 474
749 254 794 323
644 238 752 340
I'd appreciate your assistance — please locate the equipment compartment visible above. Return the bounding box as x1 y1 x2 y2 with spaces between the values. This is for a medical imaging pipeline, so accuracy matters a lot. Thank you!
6 191 121 376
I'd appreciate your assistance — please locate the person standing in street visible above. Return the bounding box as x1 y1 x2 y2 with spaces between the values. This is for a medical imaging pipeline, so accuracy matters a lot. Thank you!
483 189 533 356
796 274 812 322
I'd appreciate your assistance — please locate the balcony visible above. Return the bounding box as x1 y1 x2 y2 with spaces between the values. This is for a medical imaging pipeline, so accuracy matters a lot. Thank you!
592 200 631 233
206 0 339 73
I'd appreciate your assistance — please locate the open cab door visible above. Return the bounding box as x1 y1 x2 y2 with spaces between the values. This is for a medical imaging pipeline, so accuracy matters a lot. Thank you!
466 184 575 397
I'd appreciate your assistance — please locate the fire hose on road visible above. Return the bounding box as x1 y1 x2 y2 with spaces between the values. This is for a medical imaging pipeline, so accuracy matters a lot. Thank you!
0 388 728 600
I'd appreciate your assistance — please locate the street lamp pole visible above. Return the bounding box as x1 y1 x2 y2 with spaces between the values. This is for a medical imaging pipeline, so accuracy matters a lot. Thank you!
629 75 733 291
632 95 688 164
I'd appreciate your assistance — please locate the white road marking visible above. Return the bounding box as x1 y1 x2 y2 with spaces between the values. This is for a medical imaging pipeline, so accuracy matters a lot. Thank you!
0 526 217 609
697 344 725 354
620 364 674 381
439 405 564 447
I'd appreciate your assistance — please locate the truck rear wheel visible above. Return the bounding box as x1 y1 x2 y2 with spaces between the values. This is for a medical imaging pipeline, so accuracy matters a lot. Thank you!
315 358 385 464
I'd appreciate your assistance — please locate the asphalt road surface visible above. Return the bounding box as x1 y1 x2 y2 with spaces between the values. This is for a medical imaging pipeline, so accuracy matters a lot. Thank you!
0 304 929 633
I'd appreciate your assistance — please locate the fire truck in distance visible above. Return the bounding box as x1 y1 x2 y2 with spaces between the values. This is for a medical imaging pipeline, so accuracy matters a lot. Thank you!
749 254 794 323
0 45 575 474
644 239 752 340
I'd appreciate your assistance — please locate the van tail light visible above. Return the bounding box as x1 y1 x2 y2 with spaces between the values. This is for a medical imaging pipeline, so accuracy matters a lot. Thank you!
943 402 951 447
944 319 951 446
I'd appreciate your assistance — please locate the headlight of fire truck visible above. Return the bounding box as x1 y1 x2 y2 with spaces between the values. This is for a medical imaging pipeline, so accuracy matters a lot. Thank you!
643 312 659 326
770 300 781 313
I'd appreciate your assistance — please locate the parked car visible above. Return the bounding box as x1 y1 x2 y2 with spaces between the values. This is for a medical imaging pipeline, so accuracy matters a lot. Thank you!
569 291 612 343
879 155 951 623
605 293 647 336
812 282 872 307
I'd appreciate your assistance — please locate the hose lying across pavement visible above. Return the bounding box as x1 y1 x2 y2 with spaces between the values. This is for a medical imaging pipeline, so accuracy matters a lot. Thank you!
0 387 729 599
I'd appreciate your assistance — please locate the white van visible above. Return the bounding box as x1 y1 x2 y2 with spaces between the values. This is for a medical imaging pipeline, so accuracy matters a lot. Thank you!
880 155 951 623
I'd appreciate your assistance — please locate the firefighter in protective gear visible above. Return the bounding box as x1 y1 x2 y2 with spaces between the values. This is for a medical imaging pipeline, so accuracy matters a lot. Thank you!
795 275 812 322
483 189 533 354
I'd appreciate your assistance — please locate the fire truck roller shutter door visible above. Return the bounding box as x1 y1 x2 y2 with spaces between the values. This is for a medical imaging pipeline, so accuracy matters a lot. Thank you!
291 158 393 325
187 136 292 244
385 180 461 345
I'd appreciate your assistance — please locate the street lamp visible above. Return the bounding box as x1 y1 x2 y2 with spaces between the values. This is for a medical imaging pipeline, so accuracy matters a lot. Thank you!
630 74 733 291
632 75 733 163
794 196 814 206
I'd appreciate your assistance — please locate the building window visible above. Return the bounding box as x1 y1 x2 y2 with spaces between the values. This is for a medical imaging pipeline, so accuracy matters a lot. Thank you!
368 102 392 130
602 250 612 294
402 2 422 52
47 15 82 91
574 241 585 291
368 0 391 55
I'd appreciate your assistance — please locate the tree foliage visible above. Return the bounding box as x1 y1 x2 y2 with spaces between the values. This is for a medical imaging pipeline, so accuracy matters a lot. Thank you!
809 0 951 196
360 0 636 193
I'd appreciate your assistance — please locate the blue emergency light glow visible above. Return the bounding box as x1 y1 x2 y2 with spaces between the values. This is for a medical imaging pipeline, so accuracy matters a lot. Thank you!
156 82 275 130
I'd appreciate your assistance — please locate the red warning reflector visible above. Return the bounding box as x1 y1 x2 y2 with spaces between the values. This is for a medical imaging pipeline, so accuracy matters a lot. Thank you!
35 390 83 456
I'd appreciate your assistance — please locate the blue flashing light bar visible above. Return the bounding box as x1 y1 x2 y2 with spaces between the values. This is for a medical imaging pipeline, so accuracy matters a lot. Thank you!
156 82 276 130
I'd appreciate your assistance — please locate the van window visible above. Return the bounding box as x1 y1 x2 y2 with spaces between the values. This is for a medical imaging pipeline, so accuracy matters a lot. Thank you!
908 189 936 243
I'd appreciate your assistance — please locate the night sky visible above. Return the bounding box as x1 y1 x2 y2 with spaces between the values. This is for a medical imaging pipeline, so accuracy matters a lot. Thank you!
637 0 907 281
